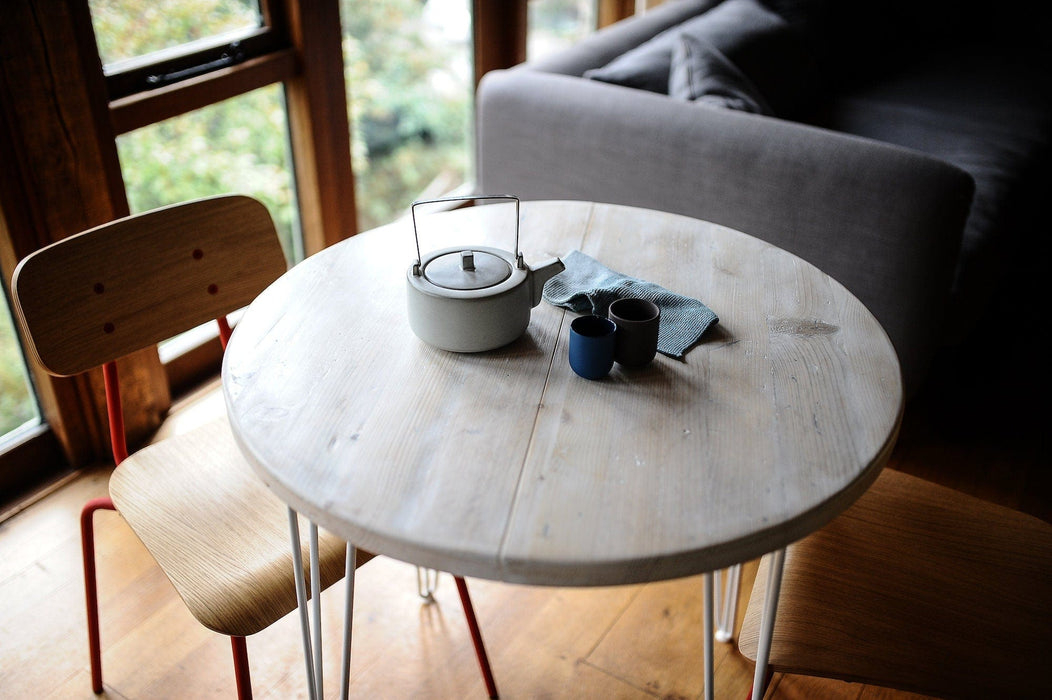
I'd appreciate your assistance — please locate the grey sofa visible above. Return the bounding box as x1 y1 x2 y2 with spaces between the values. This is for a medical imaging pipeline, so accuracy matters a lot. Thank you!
476 0 1051 397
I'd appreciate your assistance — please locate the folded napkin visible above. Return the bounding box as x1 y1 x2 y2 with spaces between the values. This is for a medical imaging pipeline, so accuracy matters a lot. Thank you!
543 250 719 359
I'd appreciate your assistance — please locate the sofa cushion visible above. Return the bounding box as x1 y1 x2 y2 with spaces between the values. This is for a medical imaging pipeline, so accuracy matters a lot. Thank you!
668 33 773 114
581 14 687 93
585 0 819 117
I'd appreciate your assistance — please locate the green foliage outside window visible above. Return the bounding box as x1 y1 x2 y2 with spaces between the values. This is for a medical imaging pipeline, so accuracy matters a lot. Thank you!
98 0 474 242
342 0 472 231
116 86 302 262
0 294 37 438
89 0 259 65
90 0 303 261
528 0 596 58
5 0 596 437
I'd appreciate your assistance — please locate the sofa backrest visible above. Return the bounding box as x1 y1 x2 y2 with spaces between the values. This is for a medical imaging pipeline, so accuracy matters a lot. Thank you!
476 68 974 396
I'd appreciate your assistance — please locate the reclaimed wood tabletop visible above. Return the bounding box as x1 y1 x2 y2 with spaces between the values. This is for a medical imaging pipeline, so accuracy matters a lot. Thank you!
223 201 903 587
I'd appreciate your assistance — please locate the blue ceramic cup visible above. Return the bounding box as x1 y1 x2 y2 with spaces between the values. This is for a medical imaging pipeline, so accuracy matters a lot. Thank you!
569 315 617 380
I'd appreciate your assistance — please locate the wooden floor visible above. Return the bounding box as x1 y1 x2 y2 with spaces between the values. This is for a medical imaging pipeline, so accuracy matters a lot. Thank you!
1 346 1046 699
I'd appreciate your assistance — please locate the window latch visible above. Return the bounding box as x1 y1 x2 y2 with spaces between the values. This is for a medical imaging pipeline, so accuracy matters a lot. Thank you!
146 41 245 89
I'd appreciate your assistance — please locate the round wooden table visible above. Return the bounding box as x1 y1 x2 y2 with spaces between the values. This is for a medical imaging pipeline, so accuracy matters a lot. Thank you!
223 200 903 697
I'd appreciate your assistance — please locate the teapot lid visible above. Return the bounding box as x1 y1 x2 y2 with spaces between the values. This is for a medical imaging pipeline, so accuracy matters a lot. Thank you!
424 249 511 290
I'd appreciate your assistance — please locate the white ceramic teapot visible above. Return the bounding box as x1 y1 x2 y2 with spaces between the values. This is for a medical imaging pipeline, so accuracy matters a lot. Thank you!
406 195 564 352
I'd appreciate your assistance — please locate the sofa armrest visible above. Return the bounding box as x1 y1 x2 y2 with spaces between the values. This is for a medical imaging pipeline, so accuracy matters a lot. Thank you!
476 69 974 394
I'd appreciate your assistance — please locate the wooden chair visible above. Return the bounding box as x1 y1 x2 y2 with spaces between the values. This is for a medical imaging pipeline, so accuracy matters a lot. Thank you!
738 468 1052 699
11 195 497 698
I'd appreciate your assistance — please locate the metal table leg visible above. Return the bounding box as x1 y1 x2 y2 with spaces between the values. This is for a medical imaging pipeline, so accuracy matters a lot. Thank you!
702 571 715 700
288 508 358 700
288 508 319 700
309 523 323 695
714 563 742 643
340 543 357 700
751 549 786 699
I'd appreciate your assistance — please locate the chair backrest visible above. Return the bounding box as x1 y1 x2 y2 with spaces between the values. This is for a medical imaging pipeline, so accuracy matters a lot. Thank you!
738 468 1052 698
12 194 288 377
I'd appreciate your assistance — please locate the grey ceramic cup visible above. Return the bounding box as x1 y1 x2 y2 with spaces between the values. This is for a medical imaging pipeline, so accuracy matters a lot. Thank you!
608 297 660 367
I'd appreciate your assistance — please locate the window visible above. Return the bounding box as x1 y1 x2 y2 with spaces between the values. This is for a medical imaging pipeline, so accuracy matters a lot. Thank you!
0 290 39 440
116 85 303 264
92 2 303 260
528 0 598 60
0 0 621 506
115 84 302 389
89 0 261 66
342 0 475 231
0 0 355 504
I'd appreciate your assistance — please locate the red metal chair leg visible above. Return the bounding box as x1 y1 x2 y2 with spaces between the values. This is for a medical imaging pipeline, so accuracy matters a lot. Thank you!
454 576 498 699
231 636 253 700
81 496 117 694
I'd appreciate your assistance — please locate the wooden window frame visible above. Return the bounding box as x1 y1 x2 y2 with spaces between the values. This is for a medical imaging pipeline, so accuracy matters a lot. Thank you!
1 0 614 505
599 0 638 27
472 1 653 78
0 0 357 504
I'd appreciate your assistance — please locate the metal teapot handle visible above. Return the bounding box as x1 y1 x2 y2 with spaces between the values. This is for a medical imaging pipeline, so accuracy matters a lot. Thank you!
410 194 522 276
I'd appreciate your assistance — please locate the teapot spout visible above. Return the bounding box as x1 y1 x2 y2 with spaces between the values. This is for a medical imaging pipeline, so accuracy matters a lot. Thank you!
529 257 565 307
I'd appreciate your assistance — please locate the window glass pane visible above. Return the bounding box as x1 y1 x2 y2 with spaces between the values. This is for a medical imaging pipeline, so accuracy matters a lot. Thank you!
0 289 40 443
341 0 473 232
88 0 261 67
115 85 300 358
116 84 302 264
527 0 597 60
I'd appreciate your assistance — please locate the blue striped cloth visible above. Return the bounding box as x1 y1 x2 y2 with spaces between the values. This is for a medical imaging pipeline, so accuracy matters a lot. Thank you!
542 250 719 359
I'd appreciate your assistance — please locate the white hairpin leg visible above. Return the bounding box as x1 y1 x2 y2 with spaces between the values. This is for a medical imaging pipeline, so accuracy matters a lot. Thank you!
702 571 715 700
288 508 318 700
714 563 742 642
416 566 439 603
752 549 786 699
309 522 324 698
340 543 357 700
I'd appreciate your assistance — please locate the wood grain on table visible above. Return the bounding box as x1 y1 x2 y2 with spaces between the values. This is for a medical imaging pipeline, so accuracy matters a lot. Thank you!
224 201 903 586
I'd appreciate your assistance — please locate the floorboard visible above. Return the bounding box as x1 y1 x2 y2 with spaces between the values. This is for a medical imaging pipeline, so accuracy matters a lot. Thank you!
2 361 1043 699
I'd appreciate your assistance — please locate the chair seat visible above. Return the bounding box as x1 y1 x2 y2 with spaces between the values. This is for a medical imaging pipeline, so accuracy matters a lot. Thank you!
109 417 372 637
738 468 1052 699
